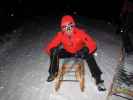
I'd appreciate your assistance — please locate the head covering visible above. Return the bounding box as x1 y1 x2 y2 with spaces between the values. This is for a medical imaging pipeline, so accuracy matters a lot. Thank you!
60 15 76 28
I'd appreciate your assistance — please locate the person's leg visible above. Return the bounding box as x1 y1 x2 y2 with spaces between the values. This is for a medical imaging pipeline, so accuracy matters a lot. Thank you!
47 45 74 82
48 47 59 76
76 47 106 91
47 46 59 82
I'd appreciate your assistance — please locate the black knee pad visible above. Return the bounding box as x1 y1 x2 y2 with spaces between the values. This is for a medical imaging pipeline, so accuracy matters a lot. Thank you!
50 47 59 55
77 47 89 59
82 47 89 54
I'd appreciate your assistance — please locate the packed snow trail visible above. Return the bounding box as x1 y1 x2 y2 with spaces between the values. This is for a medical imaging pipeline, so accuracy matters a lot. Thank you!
0 17 129 100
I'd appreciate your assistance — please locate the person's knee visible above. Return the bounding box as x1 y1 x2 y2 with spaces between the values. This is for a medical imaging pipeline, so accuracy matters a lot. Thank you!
50 47 59 55
82 47 89 54
77 47 89 59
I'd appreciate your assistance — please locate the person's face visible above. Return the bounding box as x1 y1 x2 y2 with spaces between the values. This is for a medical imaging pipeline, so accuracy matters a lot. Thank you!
61 22 75 36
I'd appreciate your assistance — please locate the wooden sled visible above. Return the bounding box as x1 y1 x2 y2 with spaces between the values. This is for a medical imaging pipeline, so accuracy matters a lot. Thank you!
54 58 85 92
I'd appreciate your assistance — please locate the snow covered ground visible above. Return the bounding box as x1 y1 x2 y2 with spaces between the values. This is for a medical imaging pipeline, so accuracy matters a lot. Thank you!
0 16 132 100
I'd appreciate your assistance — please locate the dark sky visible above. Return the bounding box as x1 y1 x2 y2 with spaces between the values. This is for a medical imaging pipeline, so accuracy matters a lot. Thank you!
0 0 129 33
0 0 125 18
20 0 122 14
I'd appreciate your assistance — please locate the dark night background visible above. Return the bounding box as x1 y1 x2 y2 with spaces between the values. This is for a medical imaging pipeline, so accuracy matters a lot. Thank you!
0 0 124 17
0 0 132 34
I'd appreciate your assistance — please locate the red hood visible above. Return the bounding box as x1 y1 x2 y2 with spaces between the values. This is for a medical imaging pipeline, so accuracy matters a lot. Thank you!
60 15 75 28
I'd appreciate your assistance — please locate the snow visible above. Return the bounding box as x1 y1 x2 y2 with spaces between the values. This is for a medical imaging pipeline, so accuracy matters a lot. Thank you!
0 17 132 100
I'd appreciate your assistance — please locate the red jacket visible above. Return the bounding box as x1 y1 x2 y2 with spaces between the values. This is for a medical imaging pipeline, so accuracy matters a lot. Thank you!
44 28 96 55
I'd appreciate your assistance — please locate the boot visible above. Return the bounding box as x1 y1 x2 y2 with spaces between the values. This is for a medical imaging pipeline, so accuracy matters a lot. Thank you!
95 80 106 91
47 72 58 82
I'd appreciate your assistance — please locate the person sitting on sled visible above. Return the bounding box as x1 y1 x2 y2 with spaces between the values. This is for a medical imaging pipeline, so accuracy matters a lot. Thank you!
44 15 106 91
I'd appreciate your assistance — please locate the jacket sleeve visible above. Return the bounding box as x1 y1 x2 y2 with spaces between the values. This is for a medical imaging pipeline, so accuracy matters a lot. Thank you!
43 32 62 55
81 31 97 54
